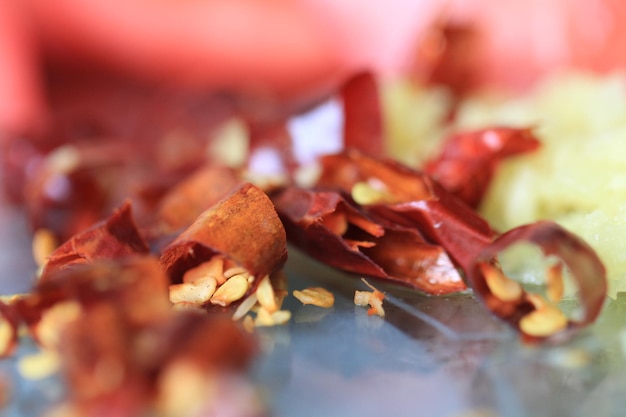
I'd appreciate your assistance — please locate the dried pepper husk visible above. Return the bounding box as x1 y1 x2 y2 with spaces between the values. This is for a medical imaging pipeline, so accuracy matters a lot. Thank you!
317 149 495 270
18 256 171 338
19 78 235 240
341 72 384 156
424 127 541 208
160 183 287 286
273 186 465 295
20 139 202 242
314 149 607 340
39 201 150 280
409 22 482 98
23 142 133 242
12 256 258 416
466 221 607 343
58 309 258 417
155 165 242 234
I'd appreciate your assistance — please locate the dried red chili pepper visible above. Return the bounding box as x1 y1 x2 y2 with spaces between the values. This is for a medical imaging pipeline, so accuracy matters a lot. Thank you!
317 149 495 270
341 72 384 156
160 183 287 286
423 127 541 208
466 221 607 343
409 22 482 99
155 165 242 234
273 186 465 294
314 149 608 339
39 201 150 280
14 256 258 416
11 256 170 352
20 81 233 240
58 308 258 417
20 139 195 242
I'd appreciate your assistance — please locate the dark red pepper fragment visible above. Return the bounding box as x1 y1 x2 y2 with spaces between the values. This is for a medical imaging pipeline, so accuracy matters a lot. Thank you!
23 142 132 242
317 149 495 270
160 183 287 285
341 72 384 156
423 127 541 208
154 165 242 235
40 201 150 280
409 22 482 99
13 256 258 416
273 186 465 295
315 149 607 340
466 221 607 343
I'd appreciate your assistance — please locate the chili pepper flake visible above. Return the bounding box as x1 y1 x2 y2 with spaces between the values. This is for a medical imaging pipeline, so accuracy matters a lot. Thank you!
273 186 465 295
354 278 386 317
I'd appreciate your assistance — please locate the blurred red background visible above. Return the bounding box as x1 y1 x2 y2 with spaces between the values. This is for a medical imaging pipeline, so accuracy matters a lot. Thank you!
2 0 626 137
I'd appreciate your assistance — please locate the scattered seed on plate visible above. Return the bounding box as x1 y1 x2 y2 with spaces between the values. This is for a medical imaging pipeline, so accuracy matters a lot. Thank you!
354 278 385 317
293 287 335 308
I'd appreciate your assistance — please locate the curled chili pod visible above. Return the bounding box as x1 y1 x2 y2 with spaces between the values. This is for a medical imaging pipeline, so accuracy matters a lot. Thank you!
423 127 541 208
273 187 465 295
160 182 287 287
466 221 607 343
317 149 495 270
39 201 150 280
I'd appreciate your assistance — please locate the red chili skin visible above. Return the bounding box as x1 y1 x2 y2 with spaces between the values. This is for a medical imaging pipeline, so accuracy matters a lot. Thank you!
410 22 483 99
366 187 495 272
39 202 150 280
317 150 495 270
155 165 242 235
312 149 607 340
466 221 607 343
273 186 465 295
424 127 541 209
160 183 287 285
14 256 256 416
341 72 384 156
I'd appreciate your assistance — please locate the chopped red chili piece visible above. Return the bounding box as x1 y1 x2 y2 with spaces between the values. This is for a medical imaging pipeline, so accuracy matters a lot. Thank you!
273 186 465 295
410 22 482 98
14 256 257 416
316 149 495 270
466 221 607 343
160 183 287 285
155 165 242 234
40 201 150 280
341 72 384 156
424 127 541 208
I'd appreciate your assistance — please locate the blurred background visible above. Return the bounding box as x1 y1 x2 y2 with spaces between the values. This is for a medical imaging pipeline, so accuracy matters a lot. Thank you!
2 0 626 137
